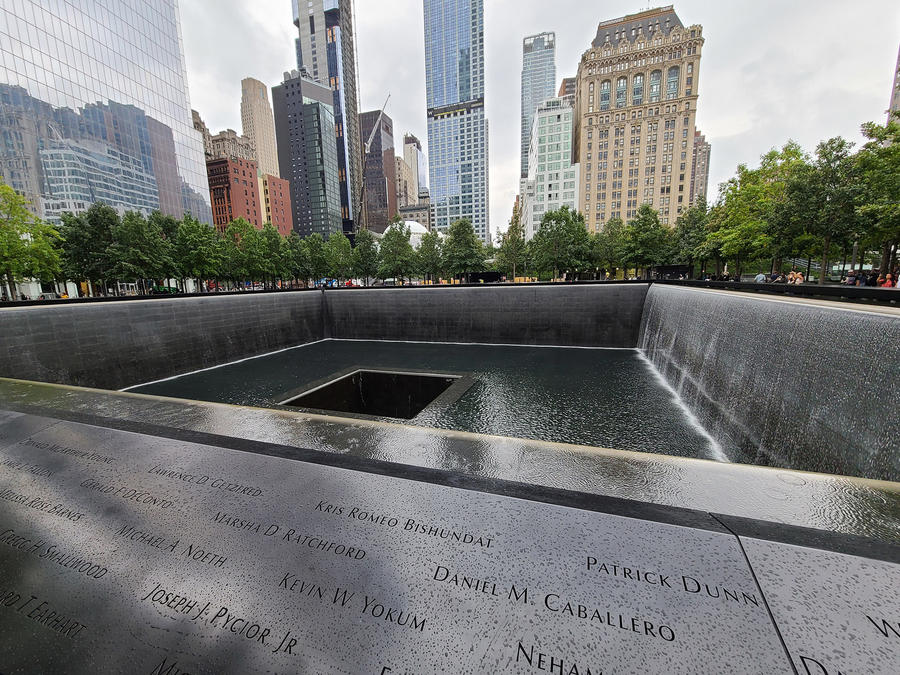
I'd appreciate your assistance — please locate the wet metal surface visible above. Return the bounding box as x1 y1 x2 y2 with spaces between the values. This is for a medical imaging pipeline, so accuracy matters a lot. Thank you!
1 378 898 543
738 537 900 673
0 414 798 673
130 340 719 461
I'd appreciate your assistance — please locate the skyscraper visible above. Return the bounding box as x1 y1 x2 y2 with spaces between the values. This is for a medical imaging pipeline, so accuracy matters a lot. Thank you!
558 77 576 100
520 97 581 240
403 133 428 199
889 43 900 123
272 70 342 238
207 157 262 232
395 156 416 208
574 6 704 230
359 110 398 233
0 0 210 223
690 130 711 206
520 33 556 179
293 0 362 234
424 0 490 242
241 78 280 178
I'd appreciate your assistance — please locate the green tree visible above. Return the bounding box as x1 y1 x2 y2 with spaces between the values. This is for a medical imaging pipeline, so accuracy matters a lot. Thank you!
107 211 174 292
416 230 443 282
223 219 266 287
784 137 860 283
58 201 119 294
260 223 284 288
284 231 311 286
495 215 526 280
442 218 485 282
175 215 220 291
0 184 61 298
531 206 590 280
304 232 328 284
590 216 625 277
856 114 900 275
378 223 416 282
149 211 180 285
622 204 669 278
673 199 709 277
352 228 379 285
324 231 353 282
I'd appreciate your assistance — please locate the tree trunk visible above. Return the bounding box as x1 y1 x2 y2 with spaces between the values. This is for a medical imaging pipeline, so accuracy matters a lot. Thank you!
805 257 811 280
4 269 15 301
849 240 858 272
880 241 892 275
818 234 830 285
890 240 898 275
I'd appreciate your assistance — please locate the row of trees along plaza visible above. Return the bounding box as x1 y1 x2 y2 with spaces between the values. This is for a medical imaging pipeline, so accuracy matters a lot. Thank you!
1 116 898 296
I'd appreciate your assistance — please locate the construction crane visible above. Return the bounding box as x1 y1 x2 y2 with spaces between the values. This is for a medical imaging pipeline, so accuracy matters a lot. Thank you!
357 93 390 232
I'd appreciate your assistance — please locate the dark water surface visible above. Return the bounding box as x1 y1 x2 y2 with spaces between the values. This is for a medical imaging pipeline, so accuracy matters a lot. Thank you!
131 340 718 460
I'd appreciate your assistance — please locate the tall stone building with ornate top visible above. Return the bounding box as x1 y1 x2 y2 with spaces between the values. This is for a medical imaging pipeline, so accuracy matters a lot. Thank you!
574 6 703 231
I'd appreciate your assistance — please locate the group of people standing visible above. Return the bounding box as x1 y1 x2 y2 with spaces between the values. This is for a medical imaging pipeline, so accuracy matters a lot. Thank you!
753 271 806 284
842 270 896 287
749 269 898 287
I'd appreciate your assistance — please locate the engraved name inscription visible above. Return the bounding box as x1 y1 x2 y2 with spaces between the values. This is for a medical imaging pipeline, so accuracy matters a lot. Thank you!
210 512 366 560
517 640 599 675
0 487 84 521
0 528 108 578
315 500 494 548
277 573 427 633
147 465 263 497
586 557 760 607
19 437 115 464
115 524 227 568
80 478 173 508
0 585 88 639
0 457 53 478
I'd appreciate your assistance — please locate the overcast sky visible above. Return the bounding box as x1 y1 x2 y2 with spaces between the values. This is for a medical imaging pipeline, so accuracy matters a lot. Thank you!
181 0 899 238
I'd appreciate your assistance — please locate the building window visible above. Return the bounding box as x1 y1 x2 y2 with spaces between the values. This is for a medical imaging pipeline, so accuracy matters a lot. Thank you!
632 73 644 106
600 80 611 110
649 70 661 102
616 77 627 108
667 66 680 99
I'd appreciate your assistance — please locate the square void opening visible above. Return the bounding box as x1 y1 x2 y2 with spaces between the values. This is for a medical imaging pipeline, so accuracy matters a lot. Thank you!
281 370 458 419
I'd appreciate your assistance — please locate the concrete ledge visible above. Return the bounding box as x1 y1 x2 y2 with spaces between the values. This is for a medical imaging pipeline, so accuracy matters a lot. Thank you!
2 377 897 542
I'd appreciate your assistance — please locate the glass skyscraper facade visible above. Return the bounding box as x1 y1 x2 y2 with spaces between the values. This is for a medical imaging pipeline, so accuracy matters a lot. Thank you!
520 32 556 180
293 0 362 235
272 70 343 239
0 0 211 224
424 0 489 242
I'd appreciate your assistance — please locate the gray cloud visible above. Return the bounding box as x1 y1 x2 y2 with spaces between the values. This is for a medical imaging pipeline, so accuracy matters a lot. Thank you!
182 0 900 238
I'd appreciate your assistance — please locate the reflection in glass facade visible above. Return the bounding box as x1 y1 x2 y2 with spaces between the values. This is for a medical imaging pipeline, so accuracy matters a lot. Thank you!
272 71 343 239
0 0 211 224
424 0 489 242
520 32 555 179
293 0 362 235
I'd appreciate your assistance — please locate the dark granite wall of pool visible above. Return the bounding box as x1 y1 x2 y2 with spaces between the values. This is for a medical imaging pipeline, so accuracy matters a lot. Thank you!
0 291 324 390
324 284 649 347
0 284 649 389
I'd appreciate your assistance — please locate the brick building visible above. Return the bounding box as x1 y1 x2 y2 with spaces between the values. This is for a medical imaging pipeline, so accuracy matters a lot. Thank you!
206 157 262 232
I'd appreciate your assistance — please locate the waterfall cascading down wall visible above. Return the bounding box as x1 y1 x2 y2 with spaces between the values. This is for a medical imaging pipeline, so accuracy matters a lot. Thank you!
638 284 900 482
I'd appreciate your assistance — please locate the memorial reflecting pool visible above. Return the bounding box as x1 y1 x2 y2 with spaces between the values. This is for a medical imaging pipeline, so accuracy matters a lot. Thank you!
131 340 722 461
